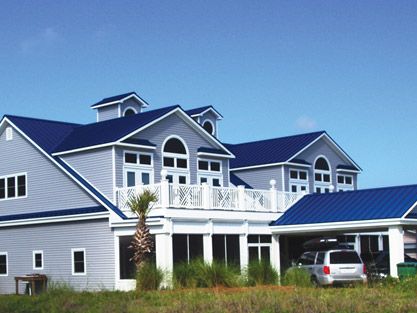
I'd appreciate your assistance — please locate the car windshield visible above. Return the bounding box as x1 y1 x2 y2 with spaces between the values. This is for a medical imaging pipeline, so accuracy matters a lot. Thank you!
330 251 361 264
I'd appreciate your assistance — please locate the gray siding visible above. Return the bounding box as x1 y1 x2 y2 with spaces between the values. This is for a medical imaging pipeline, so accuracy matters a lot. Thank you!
62 147 114 200
0 125 98 216
119 112 230 186
120 99 143 115
97 105 118 122
0 219 115 294
289 137 358 192
232 166 284 190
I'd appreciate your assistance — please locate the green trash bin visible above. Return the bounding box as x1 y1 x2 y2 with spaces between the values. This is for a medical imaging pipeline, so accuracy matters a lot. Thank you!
397 262 417 279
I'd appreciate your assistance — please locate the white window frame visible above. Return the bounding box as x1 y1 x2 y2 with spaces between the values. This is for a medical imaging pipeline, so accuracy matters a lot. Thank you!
162 136 190 183
337 174 354 192
197 158 223 186
289 168 309 193
71 248 86 276
123 151 153 167
33 250 44 270
247 235 272 262
0 252 8 276
0 172 28 201
123 151 154 187
5 127 13 141
122 106 138 117
201 119 215 136
313 156 332 193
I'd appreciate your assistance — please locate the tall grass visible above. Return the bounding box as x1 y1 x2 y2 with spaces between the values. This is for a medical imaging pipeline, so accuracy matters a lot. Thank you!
246 261 279 286
281 267 312 287
136 262 164 291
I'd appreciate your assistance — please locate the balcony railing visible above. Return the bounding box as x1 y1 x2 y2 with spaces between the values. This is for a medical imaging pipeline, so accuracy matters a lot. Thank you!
115 179 304 215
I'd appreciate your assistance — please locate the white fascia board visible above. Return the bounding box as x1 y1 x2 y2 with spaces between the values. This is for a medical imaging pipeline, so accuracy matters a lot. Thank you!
230 162 286 171
0 212 109 228
286 162 311 168
191 107 223 120
3 118 120 218
90 94 149 110
270 218 406 234
115 143 156 150
197 152 235 159
336 168 361 174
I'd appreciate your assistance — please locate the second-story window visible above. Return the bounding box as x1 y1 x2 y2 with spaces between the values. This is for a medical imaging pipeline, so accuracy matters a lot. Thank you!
289 169 308 193
314 157 331 193
198 159 223 187
123 151 153 187
337 174 354 192
162 137 189 185
0 173 27 200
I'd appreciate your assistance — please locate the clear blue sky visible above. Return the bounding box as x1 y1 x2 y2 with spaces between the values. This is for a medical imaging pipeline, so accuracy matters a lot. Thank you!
1 1 417 189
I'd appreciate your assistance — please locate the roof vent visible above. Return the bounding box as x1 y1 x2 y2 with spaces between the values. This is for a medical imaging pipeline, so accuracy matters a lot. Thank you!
5 127 13 141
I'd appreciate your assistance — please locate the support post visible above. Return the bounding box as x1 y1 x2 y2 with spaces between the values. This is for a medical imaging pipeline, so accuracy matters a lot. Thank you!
355 234 361 255
388 226 404 277
202 183 211 210
203 234 213 264
155 232 173 287
239 234 248 270
271 234 281 277
238 185 245 210
160 170 169 209
270 179 277 212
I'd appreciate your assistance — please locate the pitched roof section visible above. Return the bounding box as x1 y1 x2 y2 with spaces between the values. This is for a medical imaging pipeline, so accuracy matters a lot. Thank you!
186 106 223 119
230 173 253 189
226 131 326 169
53 105 178 153
90 91 149 108
272 184 417 226
5 115 80 154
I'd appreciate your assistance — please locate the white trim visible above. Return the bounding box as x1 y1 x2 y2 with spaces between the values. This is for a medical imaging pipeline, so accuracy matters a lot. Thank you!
112 146 116 203
336 174 354 192
33 250 44 270
196 151 234 159
52 143 115 156
231 161 307 171
201 119 215 136
0 252 8 276
289 168 309 193
123 167 154 187
71 248 86 276
91 94 149 109
286 162 311 168
197 158 222 174
190 107 223 120
281 166 285 192
0 172 28 201
401 199 417 219
336 168 361 173
122 106 138 117
115 143 156 150
123 150 153 167
162 135 190 171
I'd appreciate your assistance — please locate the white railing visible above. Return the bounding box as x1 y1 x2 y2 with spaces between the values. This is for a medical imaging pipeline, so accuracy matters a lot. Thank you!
115 180 304 213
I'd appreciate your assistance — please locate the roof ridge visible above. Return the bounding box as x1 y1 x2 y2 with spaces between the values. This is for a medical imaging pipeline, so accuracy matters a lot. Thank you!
4 114 81 126
227 130 326 146
186 105 213 111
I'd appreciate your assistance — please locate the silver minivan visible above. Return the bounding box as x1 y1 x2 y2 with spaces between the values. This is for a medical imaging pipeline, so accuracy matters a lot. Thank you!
296 249 367 286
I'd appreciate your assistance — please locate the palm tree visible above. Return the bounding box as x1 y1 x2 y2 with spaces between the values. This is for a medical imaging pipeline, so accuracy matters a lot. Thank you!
128 189 158 270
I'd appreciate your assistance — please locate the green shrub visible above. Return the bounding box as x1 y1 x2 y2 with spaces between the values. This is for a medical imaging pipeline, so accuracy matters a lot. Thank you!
246 261 279 286
173 259 240 288
282 267 312 287
136 262 164 291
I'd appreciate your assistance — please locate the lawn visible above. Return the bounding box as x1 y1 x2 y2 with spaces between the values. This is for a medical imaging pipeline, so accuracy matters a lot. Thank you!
1 281 417 313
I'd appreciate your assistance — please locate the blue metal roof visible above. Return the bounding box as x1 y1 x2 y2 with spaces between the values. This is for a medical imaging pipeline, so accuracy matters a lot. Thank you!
337 164 359 171
226 131 326 169
186 106 223 118
122 138 156 147
0 206 107 222
230 173 253 189
90 91 149 108
5 115 80 154
54 105 178 152
198 147 230 155
272 184 417 226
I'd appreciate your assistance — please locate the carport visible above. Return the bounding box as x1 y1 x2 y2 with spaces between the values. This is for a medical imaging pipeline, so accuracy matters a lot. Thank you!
269 185 417 277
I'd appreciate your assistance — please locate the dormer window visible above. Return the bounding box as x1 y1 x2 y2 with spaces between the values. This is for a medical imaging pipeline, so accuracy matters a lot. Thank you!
123 107 137 117
202 120 215 135
314 156 332 193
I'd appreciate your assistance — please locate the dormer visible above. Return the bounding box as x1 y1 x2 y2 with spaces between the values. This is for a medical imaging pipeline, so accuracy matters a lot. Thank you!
91 92 149 122
185 106 223 138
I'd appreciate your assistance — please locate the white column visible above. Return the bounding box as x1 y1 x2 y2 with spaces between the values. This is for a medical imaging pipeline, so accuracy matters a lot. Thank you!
270 234 281 277
388 226 404 277
355 234 361 255
202 183 211 210
378 234 384 251
270 179 277 212
160 170 169 209
155 233 173 287
239 234 248 270
203 234 213 264
238 185 245 210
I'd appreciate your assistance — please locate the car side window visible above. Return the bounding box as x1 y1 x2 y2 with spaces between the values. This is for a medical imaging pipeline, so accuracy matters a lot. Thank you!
316 252 325 265
299 252 316 265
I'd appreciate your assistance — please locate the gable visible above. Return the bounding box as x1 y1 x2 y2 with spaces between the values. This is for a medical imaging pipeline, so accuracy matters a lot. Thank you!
0 123 100 217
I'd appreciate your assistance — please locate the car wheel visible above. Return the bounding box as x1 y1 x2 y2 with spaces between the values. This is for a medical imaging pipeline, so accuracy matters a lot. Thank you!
311 276 319 287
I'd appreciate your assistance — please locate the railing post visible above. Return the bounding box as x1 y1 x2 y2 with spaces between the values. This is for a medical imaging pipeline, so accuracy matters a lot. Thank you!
238 185 245 210
160 170 169 209
202 183 211 210
269 179 277 212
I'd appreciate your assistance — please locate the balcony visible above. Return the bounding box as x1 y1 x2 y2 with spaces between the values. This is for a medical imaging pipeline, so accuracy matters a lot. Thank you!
115 178 304 216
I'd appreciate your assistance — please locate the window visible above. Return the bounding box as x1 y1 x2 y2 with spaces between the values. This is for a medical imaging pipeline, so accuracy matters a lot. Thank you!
164 138 187 154
314 157 332 193
212 235 240 267
0 173 27 200
198 159 223 186
0 252 7 276
337 174 354 191
330 251 361 264
316 252 325 265
173 234 203 264
72 249 86 275
248 235 272 263
202 120 215 135
5 127 13 141
289 169 309 193
124 152 152 166
123 107 137 117
123 152 153 187
33 251 43 270
198 160 221 172
162 137 188 170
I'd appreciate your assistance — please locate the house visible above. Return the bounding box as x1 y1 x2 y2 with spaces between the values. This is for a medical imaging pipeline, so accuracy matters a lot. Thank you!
0 91 413 293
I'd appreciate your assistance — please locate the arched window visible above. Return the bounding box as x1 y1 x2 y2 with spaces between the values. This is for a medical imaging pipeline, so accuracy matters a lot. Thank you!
163 138 187 154
162 137 189 174
123 107 137 117
314 156 331 194
202 120 214 135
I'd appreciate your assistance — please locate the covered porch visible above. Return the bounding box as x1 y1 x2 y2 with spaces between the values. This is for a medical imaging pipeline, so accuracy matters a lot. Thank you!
269 185 417 277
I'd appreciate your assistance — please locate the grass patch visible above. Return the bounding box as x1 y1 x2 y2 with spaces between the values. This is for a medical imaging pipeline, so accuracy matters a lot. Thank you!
281 267 312 287
246 261 279 286
136 262 164 291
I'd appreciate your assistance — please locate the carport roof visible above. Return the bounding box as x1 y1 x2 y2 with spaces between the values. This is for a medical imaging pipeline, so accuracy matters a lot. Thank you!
272 184 417 228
